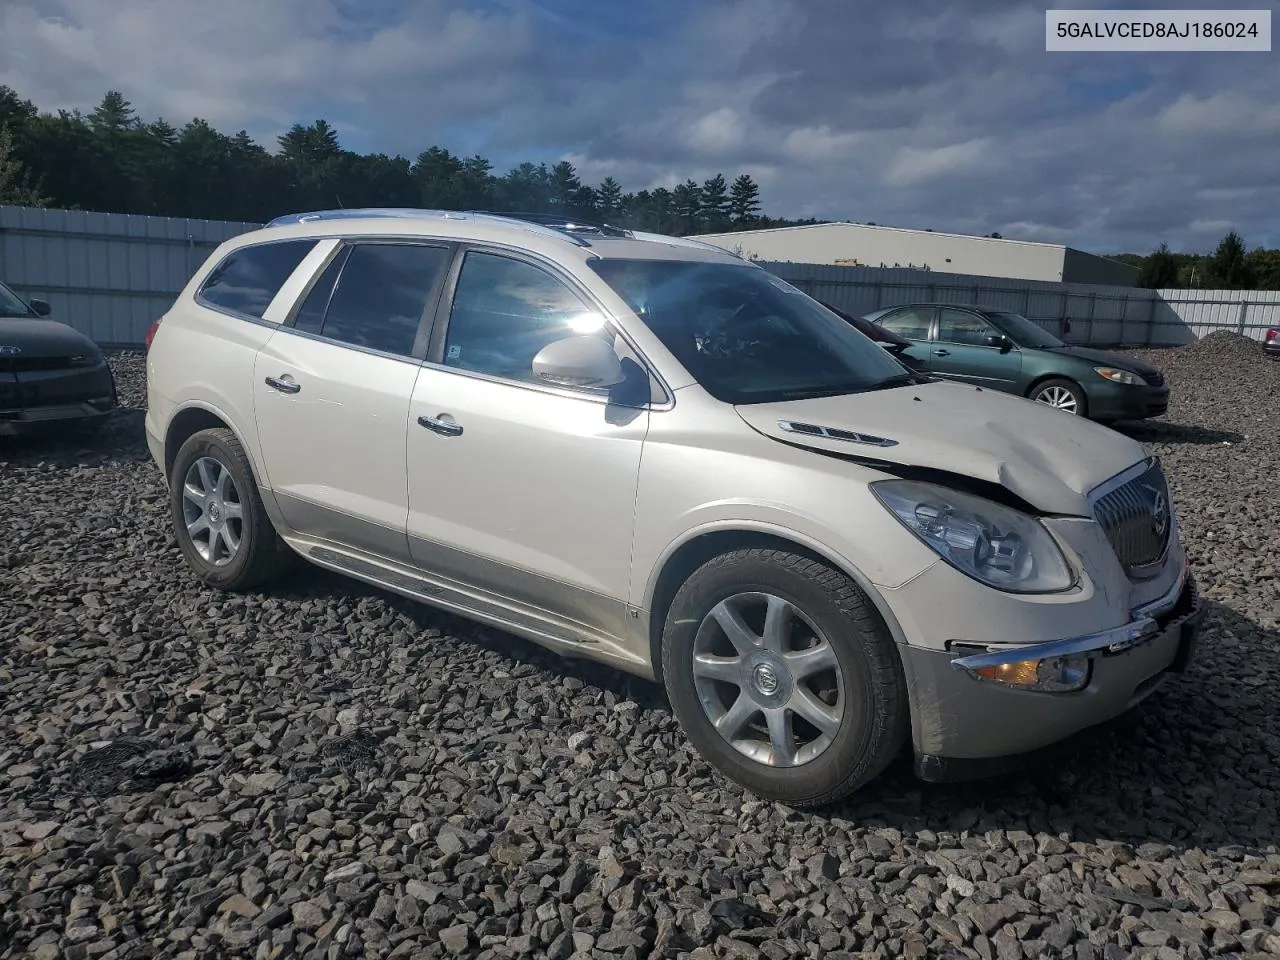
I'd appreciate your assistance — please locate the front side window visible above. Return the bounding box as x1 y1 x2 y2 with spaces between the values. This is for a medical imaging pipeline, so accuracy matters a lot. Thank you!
589 259 910 405
0 282 32 318
442 251 612 384
293 242 450 357
986 311 1063 349
937 308 996 346
198 239 317 319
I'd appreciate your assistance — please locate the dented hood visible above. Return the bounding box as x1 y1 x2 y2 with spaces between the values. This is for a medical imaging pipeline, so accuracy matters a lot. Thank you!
734 380 1148 516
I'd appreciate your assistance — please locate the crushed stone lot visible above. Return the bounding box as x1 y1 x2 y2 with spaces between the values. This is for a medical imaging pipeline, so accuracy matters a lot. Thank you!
2 332 1279 960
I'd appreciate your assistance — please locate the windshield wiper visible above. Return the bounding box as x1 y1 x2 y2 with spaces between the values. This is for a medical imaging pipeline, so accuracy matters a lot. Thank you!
866 372 926 391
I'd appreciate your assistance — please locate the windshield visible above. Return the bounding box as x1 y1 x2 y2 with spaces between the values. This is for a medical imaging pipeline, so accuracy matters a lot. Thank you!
589 259 913 404
0 282 32 318
985 311 1064 349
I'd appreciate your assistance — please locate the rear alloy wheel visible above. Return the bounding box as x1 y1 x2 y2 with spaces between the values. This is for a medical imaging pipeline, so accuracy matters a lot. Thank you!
661 548 909 807
1030 377 1086 416
169 427 294 591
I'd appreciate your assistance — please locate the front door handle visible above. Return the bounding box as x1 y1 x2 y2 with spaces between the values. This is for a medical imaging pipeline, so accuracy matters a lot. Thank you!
932 349 950 356
264 375 301 394
418 414 463 437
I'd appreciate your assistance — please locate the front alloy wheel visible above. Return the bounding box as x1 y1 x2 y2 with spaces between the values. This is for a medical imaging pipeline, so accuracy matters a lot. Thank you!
692 592 844 767
661 547 909 807
1030 378 1086 416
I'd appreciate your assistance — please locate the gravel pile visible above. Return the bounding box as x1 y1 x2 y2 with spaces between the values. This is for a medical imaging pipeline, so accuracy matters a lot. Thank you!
2 343 1279 960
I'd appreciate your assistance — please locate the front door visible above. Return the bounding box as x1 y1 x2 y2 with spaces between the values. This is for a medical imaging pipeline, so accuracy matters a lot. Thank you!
926 307 1022 391
404 248 649 642
252 239 453 563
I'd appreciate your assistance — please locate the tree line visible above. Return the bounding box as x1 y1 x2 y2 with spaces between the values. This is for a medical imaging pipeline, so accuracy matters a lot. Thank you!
1115 231 1280 291
0 86 827 236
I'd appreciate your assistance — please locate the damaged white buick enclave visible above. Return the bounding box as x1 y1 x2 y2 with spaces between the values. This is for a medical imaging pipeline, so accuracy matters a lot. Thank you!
144 208 1204 806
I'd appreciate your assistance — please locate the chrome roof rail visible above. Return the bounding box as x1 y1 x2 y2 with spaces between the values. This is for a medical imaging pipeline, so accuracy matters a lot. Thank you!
264 208 594 247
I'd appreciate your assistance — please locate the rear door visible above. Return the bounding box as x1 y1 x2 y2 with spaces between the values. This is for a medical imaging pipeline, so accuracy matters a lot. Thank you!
871 305 935 370
927 307 1022 391
252 238 453 564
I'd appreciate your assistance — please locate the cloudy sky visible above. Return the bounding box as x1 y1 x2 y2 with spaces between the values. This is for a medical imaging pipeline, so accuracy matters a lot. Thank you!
1 0 1277 254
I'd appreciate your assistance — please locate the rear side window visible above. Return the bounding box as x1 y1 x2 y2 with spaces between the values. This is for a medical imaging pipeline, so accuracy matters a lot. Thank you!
197 239 317 319
291 242 451 357
877 307 933 340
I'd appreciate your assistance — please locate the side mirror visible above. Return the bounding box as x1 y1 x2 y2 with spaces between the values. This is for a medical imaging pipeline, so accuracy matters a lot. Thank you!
532 335 625 389
985 334 1012 353
29 298 52 317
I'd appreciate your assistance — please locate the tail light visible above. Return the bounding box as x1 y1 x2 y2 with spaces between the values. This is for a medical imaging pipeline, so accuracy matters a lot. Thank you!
145 318 162 352
1267 329 1278 343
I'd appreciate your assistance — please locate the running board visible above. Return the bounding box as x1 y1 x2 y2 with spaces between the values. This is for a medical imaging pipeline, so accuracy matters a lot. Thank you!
300 543 645 669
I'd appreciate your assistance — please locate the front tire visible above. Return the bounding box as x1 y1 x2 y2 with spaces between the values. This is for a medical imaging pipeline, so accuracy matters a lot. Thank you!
660 548 909 808
169 427 293 591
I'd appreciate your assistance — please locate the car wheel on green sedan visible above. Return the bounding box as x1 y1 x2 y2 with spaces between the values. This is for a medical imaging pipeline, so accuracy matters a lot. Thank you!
1029 377 1087 416
660 547 909 808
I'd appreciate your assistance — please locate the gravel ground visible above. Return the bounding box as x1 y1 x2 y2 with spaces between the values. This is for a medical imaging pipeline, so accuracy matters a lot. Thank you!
2 333 1279 960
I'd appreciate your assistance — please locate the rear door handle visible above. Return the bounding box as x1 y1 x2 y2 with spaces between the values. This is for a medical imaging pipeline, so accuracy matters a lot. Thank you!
265 375 301 394
418 414 463 437
932 349 950 356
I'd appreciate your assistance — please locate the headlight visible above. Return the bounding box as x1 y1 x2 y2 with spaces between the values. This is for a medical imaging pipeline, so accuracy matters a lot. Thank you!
1094 366 1142 385
871 480 1074 593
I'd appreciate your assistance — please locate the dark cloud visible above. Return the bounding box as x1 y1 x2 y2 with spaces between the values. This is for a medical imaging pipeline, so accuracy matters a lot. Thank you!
0 0 1276 252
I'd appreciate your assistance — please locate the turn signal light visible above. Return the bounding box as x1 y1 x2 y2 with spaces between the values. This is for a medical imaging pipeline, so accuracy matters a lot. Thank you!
968 654 1090 693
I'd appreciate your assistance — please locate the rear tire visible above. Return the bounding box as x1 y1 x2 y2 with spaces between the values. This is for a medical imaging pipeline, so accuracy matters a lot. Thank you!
660 547 909 808
1029 377 1087 417
169 427 294 591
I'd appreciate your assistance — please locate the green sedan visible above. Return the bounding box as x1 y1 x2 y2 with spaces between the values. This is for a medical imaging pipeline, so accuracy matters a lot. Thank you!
862 302 1169 423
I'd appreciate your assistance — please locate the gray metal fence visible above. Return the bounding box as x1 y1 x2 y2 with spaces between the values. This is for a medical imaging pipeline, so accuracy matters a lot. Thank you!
3 203 1278 348
761 260 1280 348
0 204 259 346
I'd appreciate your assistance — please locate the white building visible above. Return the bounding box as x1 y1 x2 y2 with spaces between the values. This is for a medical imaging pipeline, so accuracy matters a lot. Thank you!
688 222 1140 287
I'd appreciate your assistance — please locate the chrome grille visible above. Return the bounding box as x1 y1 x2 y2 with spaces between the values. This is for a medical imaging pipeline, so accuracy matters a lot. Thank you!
1091 460 1173 578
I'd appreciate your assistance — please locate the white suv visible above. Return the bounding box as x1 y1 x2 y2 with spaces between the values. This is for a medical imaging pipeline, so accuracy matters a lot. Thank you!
145 209 1204 806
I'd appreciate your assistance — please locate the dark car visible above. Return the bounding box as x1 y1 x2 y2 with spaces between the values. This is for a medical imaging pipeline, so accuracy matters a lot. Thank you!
817 300 928 374
1265 327 1279 359
0 280 117 437
862 302 1169 422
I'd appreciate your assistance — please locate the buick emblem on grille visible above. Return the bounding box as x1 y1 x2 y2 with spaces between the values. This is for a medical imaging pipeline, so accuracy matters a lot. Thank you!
0 345 21 356
1150 489 1169 537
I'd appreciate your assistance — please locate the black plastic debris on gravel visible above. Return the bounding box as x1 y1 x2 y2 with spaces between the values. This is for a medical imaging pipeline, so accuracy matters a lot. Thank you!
67 737 198 797
319 727 384 775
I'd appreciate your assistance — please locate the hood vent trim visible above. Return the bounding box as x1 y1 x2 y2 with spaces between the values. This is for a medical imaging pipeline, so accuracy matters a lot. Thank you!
776 419 898 448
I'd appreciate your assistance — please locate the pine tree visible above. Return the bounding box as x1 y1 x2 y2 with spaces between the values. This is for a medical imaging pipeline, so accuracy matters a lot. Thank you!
700 173 729 232
597 177 623 220
728 174 760 224
1137 243 1181 289
1204 230 1256 289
